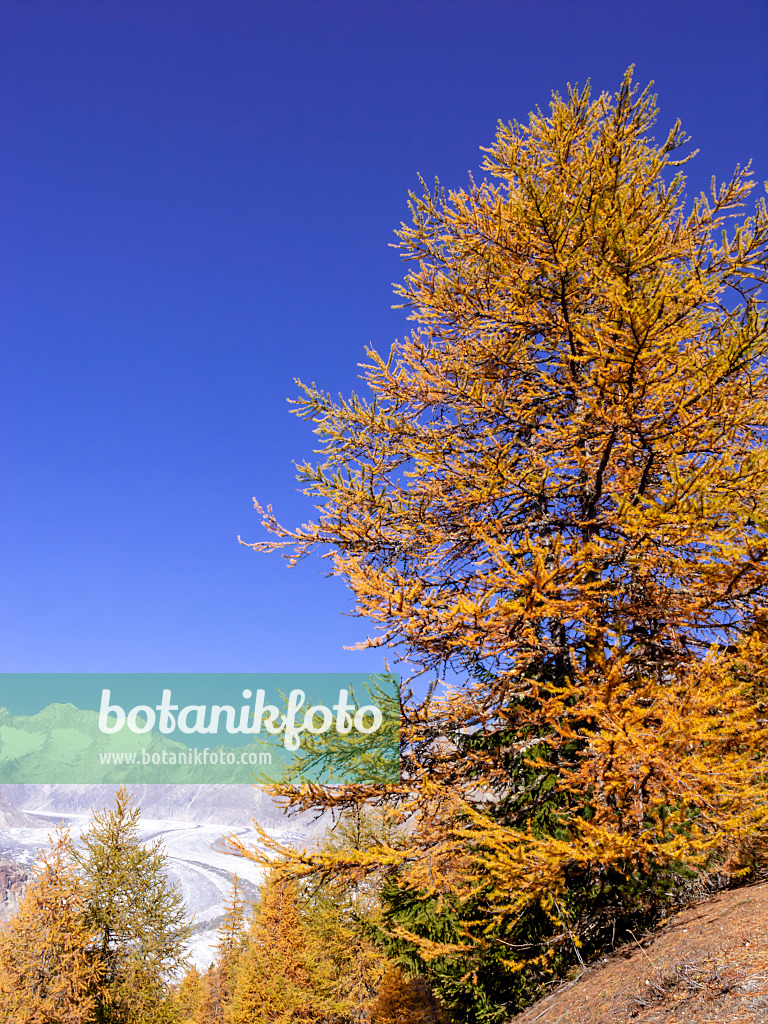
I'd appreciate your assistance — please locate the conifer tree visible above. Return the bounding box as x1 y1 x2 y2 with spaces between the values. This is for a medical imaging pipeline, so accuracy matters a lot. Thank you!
370 969 445 1024
76 787 193 1024
188 966 218 1024
207 875 247 1022
216 875 247 965
174 965 203 1024
229 868 338 1024
239 67 768 1016
300 809 394 1021
0 827 102 1024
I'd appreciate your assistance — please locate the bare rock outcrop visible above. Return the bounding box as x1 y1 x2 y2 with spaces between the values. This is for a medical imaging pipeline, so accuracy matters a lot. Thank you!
0 858 29 922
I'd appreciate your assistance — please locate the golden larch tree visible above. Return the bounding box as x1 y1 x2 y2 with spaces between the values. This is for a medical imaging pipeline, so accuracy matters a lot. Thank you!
237 67 768 1011
209 874 247 1023
228 868 339 1024
370 969 446 1024
0 828 102 1024
173 964 204 1024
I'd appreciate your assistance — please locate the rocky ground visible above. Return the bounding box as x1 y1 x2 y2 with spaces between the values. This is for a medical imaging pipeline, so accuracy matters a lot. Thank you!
0 858 29 923
512 880 768 1023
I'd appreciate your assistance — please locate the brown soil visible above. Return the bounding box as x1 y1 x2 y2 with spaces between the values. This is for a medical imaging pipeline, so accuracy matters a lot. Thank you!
511 881 768 1023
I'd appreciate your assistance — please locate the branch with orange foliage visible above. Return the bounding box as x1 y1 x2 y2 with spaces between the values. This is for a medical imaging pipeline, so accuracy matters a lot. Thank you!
236 67 768 994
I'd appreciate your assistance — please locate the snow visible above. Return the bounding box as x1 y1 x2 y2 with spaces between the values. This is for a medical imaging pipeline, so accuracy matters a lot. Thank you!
0 809 308 969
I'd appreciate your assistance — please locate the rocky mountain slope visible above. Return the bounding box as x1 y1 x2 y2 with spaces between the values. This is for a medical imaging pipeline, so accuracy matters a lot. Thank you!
0 858 29 923
0 789 35 827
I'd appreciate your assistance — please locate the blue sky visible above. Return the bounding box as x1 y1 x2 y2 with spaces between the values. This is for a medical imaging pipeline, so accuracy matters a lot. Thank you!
2 0 766 681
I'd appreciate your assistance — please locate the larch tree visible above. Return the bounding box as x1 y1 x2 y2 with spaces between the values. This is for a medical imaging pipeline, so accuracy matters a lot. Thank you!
228 868 339 1024
0 827 102 1024
207 874 247 1022
370 969 446 1024
184 966 219 1024
237 68 768 1014
173 965 204 1024
298 808 399 1021
75 787 193 1024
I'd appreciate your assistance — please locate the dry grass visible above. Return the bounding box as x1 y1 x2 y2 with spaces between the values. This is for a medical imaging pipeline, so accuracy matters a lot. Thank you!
511 881 768 1023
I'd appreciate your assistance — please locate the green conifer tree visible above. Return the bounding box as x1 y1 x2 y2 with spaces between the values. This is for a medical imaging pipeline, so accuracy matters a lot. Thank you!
75 786 193 1024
